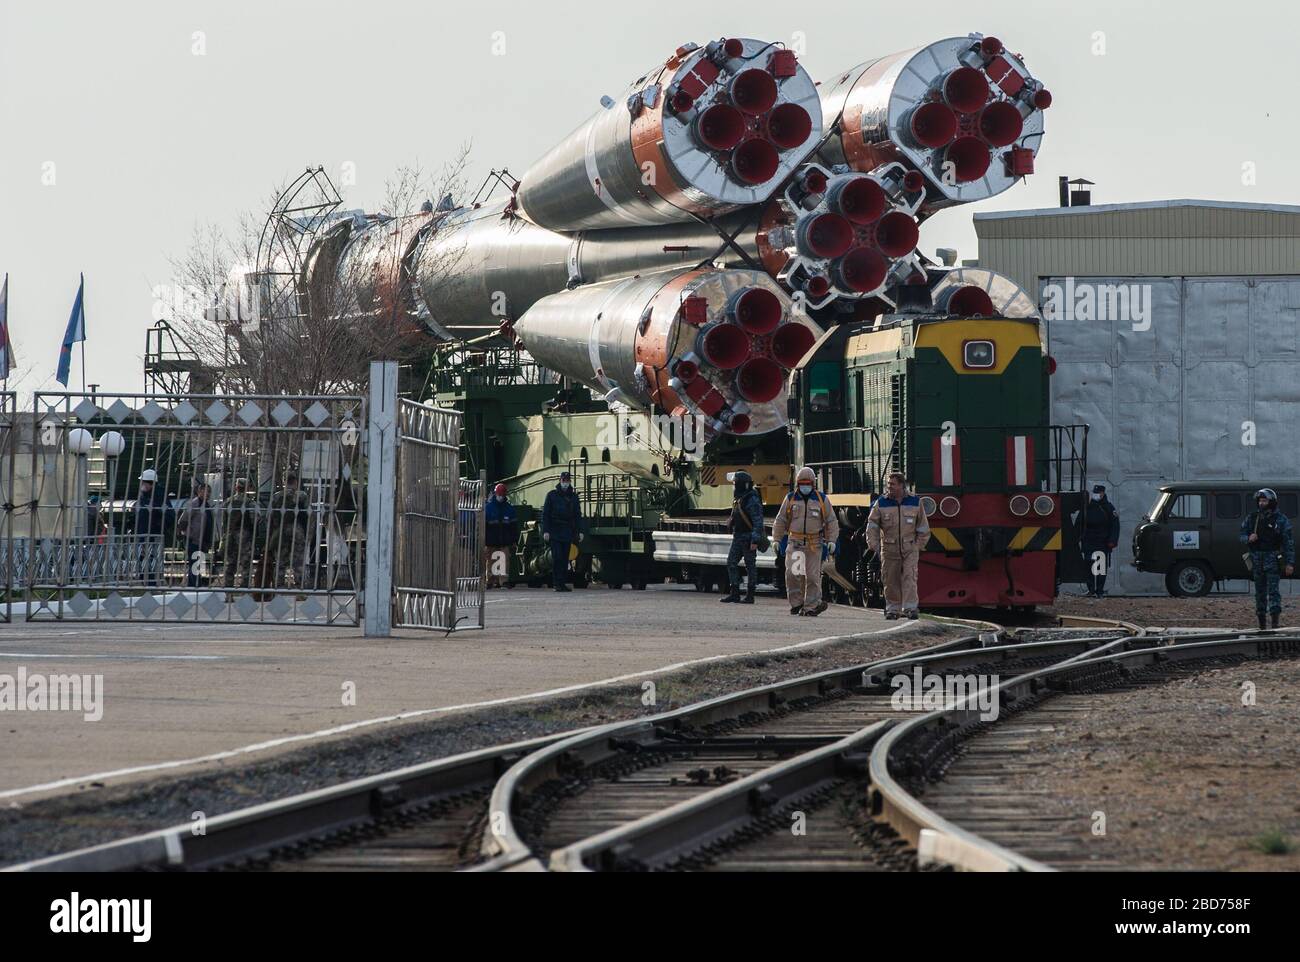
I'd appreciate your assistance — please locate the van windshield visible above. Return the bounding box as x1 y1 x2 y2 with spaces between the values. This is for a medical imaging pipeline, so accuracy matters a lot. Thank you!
1149 492 1170 521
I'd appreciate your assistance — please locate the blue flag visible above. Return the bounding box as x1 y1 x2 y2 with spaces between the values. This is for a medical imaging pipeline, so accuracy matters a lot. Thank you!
57 273 85 387
0 274 11 380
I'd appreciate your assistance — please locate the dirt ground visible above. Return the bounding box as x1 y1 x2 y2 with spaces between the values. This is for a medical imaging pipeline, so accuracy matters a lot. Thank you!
965 657 1300 870
1046 592 1283 629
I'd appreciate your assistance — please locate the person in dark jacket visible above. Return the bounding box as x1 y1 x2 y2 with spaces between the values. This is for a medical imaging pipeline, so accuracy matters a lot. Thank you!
178 481 216 588
721 470 764 604
1081 483 1120 597
541 470 583 591
484 482 518 589
1240 487 1296 629
133 468 173 586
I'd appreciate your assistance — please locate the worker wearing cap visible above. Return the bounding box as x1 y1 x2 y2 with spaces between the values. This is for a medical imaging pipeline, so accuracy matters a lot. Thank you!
541 470 583 592
866 472 928 619
1241 487 1295 629
721 470 764 605
484 482 518 589
134 468 173 586
266 470 311 589
772 466 838 616
221 478 260 590
1081 483 1120 598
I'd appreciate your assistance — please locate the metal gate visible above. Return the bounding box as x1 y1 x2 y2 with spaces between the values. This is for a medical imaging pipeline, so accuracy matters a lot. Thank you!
390 397 484 630
0 392 17 622
21 391 365 624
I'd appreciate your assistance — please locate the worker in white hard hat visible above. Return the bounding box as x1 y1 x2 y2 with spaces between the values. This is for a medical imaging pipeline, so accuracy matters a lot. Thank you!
772 466 839 616
134 467 172 586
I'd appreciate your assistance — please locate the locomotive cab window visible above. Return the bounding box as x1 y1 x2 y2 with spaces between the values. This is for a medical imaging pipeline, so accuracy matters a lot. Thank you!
962 339 995 369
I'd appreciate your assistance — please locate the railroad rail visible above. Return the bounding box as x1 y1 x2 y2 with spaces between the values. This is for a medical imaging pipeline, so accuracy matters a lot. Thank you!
9 628 988 872
20 616 1274 875
542 627 1298 872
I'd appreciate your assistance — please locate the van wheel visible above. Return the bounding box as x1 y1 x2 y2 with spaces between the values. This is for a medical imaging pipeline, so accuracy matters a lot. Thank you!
1168 561 1212 597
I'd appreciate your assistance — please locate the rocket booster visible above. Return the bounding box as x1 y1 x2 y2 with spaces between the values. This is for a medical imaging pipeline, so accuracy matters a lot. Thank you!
237 32 1050 439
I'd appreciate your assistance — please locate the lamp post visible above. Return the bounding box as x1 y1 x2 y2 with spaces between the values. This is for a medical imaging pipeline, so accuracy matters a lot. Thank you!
99 432 125 579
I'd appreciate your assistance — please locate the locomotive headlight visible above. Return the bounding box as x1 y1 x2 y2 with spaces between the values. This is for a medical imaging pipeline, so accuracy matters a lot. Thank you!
939 496 961 517
919 496 937 516
1009 495 1031 517
1033 495 1054 516
962 339 995 369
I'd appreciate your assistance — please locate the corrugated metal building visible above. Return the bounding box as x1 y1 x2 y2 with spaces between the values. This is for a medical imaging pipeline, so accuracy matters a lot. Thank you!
974 199 1300 594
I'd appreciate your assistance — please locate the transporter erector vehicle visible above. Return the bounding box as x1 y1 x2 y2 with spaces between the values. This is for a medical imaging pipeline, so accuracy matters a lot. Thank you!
224 30 1085 607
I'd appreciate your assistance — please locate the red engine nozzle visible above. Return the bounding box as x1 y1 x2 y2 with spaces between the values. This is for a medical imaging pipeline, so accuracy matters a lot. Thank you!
943 66 989 114
826 176 886 225
902 170 926 193
908 102 958 148
832 248 887 294
698 323 750 370
874 211 920 258
945 285 995 317
771 322 817 368
730 138 779 185
723 38 745 58
694 104 746 151
804 274 831 298
980 36 1004 57
978 101 1024 148
796 212 854 259
801 168 828 195
944 137 992 183
674 359 700 383
1033 88 1053 110
735 357 785 403
765 103 812 150
727 286 783 335
728 412 752 434
731 68 778 116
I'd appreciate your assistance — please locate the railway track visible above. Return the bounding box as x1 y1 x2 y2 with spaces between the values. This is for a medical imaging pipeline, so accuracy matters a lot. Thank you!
19 616 1286 874
548 627 1300 872
4 624 1011 872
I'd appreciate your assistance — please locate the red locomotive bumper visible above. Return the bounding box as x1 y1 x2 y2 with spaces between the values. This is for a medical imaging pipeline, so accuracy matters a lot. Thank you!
918 552 1057 607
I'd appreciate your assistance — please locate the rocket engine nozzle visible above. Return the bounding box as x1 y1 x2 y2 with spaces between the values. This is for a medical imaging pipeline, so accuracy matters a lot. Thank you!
514 37 824 232
817 34 1049 213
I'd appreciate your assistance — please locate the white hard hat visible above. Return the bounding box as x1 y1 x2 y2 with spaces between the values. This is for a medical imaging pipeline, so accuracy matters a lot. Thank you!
795 465 816 484
139 469 158 482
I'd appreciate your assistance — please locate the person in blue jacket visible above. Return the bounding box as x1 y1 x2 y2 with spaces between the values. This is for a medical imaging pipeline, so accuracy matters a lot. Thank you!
721 470 764 604
541 470 583 592
484 482 518 589
1240 487 1295 629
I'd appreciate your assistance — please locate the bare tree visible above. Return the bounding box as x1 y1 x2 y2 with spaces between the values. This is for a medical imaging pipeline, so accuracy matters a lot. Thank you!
168 148 470 397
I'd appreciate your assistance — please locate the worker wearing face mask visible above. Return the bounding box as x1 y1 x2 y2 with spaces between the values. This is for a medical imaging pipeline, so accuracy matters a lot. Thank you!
721 470 764 605
541 470 583 592
772 466 839 616
1081 483 1120 598
484 482 518 589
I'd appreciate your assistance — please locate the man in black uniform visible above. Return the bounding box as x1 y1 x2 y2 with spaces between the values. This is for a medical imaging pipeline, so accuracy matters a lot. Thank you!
541 470 583 591
721 470 763 604
1240 488 1295 629
1081 483 1120 597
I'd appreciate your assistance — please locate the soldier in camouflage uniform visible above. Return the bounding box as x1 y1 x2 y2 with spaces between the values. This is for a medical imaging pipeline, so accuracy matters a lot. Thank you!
266 471 311 589
221 478 260 589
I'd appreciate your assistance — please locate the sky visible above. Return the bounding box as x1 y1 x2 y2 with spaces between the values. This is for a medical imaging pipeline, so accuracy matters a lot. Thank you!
1 0 1296 395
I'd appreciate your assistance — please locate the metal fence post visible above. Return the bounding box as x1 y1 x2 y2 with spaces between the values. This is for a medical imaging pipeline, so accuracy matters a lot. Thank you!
364 361 399 637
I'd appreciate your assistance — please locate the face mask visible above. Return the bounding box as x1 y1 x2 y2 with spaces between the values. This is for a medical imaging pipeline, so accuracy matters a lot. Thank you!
1091 493 1102 501
798 484 812 496
495 495 505 502
561 483 571 491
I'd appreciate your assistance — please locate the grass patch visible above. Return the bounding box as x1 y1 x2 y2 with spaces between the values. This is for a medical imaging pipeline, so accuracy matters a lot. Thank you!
1248 829 1294 855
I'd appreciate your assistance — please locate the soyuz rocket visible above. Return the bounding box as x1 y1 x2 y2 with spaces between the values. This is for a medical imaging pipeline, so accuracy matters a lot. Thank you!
254 33 1051 437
